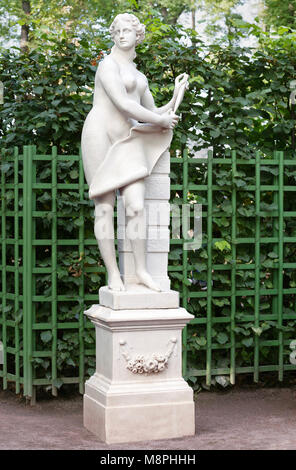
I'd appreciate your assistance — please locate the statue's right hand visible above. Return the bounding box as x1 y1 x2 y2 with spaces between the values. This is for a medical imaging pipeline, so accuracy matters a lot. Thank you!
159 110 179 129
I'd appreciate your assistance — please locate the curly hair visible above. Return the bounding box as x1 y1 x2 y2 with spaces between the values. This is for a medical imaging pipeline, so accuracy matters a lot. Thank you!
109 13 145 46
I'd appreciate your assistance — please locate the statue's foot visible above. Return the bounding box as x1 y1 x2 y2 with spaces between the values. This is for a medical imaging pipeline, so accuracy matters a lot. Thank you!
136 269 162 292
108 272 125 291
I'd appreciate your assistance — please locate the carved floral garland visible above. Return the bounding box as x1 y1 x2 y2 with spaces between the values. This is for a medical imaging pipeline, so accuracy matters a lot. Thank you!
119 338 177 374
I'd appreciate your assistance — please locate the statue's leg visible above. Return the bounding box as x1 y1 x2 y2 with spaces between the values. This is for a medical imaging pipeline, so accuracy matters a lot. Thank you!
93 191 125 291
121 180 161 292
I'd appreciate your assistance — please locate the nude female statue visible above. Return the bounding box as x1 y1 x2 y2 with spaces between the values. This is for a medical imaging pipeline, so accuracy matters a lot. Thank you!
81 13 188 292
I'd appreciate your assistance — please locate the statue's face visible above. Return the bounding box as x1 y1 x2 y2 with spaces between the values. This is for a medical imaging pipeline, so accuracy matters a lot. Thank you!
112 19 137 50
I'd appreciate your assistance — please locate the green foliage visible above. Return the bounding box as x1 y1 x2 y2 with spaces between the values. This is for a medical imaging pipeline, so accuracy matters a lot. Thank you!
0 0 117 47
0 35 111 152
200 0 244 39
0 0 250 49
0 0 193 48
1 20 296 392
263 0 296 30
180 149 296 388
2 20 296 155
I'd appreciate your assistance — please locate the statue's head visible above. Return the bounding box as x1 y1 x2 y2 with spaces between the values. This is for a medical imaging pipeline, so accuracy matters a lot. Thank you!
109 13 145 48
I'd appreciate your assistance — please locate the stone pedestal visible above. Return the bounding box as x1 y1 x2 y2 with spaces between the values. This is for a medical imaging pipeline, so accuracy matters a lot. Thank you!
83 150 195 443
83 305 195 444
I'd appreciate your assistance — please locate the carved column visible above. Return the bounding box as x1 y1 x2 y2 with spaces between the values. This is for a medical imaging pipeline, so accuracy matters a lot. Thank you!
118 149 171 291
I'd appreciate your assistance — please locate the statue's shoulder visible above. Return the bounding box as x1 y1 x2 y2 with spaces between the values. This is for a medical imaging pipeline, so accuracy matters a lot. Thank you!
98 55 119 75
137 69 148 82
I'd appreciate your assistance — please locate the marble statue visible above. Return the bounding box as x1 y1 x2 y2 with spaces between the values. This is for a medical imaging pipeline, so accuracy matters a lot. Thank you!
81 12 188 293
82 13 195 444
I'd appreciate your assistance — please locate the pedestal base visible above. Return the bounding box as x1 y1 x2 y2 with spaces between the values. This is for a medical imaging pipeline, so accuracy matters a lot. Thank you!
84 376 195 444
99 284 179 310
83 305 195 444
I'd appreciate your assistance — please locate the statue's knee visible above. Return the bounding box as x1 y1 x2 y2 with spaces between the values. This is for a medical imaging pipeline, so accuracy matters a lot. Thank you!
125 201 144 217
95 202 113 218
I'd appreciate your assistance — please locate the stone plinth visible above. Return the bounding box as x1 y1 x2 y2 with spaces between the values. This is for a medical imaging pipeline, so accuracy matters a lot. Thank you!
99 284 179 310
83 304 195 444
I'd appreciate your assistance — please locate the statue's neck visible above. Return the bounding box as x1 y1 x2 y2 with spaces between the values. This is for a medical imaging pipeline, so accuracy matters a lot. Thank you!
110 45 136 64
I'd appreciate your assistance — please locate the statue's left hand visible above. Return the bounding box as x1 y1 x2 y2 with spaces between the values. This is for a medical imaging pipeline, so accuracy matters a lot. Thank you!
174 73 189 97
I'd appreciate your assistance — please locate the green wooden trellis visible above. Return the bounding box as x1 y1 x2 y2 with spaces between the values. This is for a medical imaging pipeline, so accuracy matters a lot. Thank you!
176 149 296 385
0 146 102 402
1 145 296 401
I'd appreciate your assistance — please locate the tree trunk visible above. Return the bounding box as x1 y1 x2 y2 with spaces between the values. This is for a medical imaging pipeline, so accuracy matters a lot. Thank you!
20 0 31 52
192 8 196 30
291 99 295 151
161 7 169 22
288 2 295 30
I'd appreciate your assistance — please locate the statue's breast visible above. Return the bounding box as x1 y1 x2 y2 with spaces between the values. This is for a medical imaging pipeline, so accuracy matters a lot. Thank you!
121 70 137 93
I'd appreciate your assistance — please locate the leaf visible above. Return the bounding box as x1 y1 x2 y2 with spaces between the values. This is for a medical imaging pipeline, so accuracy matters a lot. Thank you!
210 129 220 138
238 206 255 217
242 337 253 348
90 273 100 283
41 331 52 343
1 163 12 173
217 332 228 344
194 262 207 272
262 259 274 268
215 375 230 387
261 202 278 212
70 170 78 179
52 378 64 389
66 358 76 367
33 86 44 95
84 256 97 265
213 298 230 307
195 337 207 347
267 251 278 259
234 178 246 187
74 218 84 227
38 192 51 204
3 305 12 313
169 249 183 260
214 240 231 252
251 327 263 336
261 166 279 176
220 199 232 214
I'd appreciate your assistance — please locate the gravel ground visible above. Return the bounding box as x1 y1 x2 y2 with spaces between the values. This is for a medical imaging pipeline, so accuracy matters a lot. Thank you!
0 387 295 450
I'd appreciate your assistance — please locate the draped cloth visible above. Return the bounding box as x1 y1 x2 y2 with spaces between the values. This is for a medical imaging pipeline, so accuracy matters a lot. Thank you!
88 123 173 200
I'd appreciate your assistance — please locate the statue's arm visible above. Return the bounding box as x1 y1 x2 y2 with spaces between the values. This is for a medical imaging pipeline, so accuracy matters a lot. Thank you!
141 73 189 114
141 84 176 114
99 59 164 125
